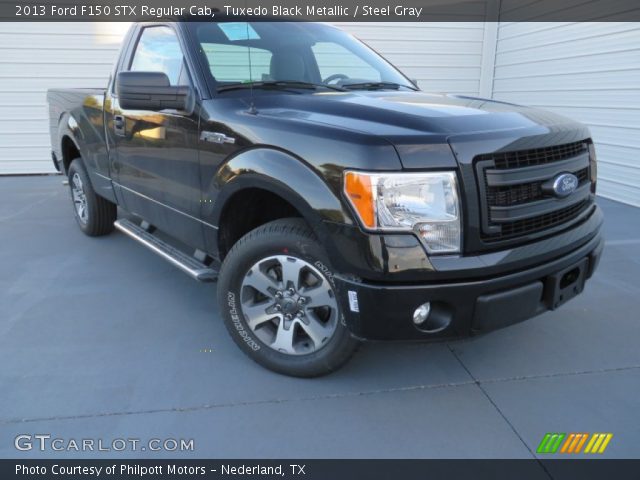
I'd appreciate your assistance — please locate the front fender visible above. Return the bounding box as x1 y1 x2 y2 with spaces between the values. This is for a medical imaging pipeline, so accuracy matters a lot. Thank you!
203 147 356 263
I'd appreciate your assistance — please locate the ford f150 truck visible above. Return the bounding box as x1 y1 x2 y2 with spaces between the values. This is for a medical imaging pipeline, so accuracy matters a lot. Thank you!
48 20 603 377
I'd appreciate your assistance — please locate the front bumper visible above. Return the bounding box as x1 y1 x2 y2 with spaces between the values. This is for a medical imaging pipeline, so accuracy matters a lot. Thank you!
335 211 604 341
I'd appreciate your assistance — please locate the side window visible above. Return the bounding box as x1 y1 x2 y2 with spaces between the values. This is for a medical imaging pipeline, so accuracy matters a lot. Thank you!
130 26 185 85
312 42 381 82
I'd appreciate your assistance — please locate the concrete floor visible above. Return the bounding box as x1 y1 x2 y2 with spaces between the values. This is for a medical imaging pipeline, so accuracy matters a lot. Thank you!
1 175 639 463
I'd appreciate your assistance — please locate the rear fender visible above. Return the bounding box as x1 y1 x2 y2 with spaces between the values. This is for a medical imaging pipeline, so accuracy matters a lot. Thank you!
56 113 83 174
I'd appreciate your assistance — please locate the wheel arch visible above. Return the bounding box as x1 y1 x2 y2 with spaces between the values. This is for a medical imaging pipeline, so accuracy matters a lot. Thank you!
205 147 355 259
56 113 84 175
60 134 81 174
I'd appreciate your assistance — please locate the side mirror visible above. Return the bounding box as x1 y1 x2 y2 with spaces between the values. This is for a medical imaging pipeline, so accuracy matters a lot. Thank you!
410 78 419 88
116 71 191 111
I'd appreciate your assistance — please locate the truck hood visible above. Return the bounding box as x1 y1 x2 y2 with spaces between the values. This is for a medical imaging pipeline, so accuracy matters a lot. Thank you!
254 90 589 168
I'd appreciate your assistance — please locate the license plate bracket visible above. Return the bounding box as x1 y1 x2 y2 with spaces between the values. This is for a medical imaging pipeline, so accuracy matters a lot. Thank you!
545 257 589 310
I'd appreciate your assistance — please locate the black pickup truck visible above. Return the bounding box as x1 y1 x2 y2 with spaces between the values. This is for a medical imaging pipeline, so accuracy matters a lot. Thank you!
48 20 603 377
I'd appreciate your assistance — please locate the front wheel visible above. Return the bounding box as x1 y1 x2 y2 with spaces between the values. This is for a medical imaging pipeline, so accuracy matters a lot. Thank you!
217 218 359 377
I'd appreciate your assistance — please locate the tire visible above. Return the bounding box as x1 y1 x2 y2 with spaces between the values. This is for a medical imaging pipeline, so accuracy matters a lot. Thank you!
68 158 117 236
217 218 359 377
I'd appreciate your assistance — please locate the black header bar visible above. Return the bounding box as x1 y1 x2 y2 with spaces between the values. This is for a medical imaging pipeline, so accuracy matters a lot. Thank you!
3 0 640 22
4 459 640 480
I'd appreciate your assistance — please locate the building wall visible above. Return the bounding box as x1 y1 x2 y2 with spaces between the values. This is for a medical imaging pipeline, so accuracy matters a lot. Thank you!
0 21 638 206
492 22 640 206
337 22 487 95
0 23 127 174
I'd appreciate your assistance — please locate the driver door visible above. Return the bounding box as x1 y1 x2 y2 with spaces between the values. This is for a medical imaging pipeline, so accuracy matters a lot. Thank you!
112 25 204 247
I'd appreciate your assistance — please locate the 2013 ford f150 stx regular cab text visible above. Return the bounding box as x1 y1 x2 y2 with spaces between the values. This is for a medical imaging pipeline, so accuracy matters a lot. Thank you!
48 20 603 377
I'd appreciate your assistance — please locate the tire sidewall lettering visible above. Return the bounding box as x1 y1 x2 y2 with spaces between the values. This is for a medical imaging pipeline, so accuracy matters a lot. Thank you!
313 260 335 286
227 291 261 351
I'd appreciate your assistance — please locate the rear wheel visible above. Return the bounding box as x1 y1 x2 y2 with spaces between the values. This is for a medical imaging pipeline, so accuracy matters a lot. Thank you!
217 218 359 377
68 158 117 236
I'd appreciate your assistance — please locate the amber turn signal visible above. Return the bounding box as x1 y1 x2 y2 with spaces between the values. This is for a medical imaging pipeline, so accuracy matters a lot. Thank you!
344 171 376 229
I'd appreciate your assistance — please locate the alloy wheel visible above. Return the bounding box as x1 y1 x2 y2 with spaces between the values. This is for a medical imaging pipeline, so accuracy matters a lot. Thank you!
71 172 88 224
240 255 339 355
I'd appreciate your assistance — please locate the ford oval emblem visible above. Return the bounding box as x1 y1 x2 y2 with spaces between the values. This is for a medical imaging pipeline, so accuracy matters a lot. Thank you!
552 173 579 198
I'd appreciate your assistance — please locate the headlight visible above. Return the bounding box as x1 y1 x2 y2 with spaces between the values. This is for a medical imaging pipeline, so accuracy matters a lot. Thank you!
344 171 461 253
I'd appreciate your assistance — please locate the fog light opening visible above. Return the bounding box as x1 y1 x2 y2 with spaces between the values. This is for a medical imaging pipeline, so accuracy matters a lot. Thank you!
413 302 431 325
413 302 452 333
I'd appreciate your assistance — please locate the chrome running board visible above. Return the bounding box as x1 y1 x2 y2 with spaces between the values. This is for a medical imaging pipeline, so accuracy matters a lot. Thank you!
114 219 218 282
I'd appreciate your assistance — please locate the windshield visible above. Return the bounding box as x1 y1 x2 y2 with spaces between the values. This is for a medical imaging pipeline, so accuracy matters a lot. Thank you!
189 22 416 92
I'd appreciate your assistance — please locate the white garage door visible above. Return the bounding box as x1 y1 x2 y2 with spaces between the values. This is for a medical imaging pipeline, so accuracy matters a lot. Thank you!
337 22 487 95
0 23 126 174
492 22 640 207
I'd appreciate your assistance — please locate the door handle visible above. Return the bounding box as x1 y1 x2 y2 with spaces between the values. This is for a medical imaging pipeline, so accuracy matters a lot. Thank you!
114 115 125 136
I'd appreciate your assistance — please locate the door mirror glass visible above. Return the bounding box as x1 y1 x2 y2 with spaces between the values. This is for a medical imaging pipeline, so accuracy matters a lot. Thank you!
130 26 184 85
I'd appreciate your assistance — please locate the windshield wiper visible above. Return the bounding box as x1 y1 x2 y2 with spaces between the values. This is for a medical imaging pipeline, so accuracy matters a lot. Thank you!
217 81 347 93
342 81 416 91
